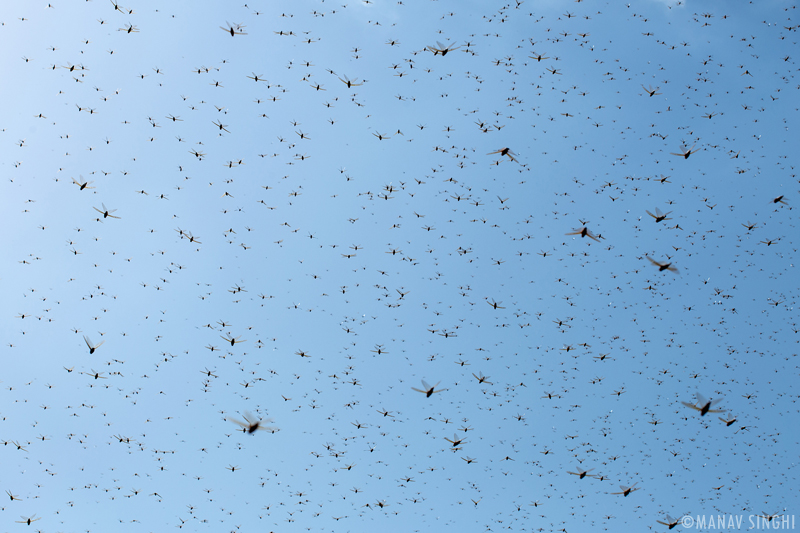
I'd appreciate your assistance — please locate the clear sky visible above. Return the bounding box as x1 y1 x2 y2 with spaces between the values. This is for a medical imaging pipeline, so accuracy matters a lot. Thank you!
1 0 798 531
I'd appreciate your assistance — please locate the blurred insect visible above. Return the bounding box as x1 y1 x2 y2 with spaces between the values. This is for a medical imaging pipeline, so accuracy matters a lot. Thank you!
487 147 518 163
741 221 758 231
472 372 493 385
645 207 673 223
771 195 788 205
181 231 202 244
656 515 680 529
220 22 246 36
93 203 120 219
338 75 363 88
16 514 42 525
72 177 95 190
566 227 601 242
682 392 724 416
220 334 246 346
427 41 461 56
646 255 679 273
670 143 699 159
226 412 276 434
567 467 596 479
84 335 105 354
610 482 640 496
642 84 662 96
412 380 447 397
444 434 465 447
118 23 139 33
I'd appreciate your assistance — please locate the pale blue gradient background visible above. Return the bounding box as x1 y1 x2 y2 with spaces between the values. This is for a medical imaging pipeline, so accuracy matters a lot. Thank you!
1 0 798 531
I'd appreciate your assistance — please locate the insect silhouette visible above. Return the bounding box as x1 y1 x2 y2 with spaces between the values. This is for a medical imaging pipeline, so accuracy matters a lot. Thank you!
220 334 246 346
642 84 662 96
72 177 95 190
226 412 276 434
610 483 640 496
487 147 518 163
646 255 679 274
760 512 783 524
472 372 493 385
567 467 596 479
444 434 465 447
566 227 601 242
84 335 105 354
771 195 788 205
412 380 447 397
220 22 246 36
16 514 42 525
427 41 461 56
338 75 363 88
670 143 699 159
682 392 724 416
93 203 120 219
656 515 681 529
645 207 673 223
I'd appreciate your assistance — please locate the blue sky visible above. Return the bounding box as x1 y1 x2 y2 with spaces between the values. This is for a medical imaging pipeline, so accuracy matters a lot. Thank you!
1 0 798 531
